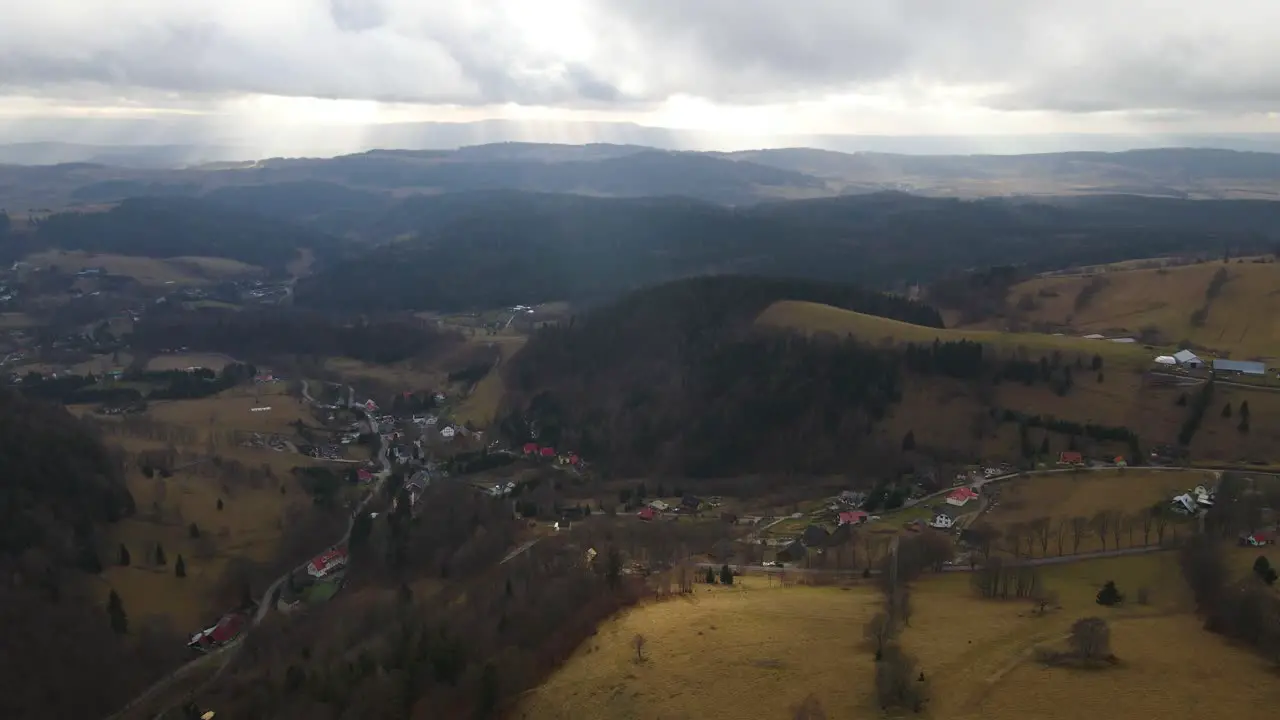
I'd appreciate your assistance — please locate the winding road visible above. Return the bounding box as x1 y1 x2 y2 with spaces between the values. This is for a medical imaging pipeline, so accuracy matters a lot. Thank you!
106 380 390 720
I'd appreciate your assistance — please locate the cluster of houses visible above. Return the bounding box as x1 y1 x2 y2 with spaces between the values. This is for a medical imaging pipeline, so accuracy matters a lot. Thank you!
521 443 582 467
637 494 716 521
1153 349 1271 378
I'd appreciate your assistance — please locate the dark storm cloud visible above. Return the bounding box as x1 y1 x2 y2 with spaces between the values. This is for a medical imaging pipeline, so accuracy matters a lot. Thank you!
0 1 1277 114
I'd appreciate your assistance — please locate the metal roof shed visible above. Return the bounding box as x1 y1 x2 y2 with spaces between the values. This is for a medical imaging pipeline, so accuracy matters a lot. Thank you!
1213 359 1267 376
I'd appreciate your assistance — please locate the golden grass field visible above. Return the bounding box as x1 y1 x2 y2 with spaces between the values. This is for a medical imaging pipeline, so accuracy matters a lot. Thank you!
145 352 240 373
25 250 262 286
981 469 1209 555
760 298 1280 463
758 300 1154 370
324 356 448 393
519 550 1280 720
1008 261 1280 361
86 384 331 631
453 335 527 427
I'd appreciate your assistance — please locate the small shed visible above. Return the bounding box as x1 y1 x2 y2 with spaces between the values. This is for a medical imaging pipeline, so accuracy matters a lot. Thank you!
1154 355 1177 366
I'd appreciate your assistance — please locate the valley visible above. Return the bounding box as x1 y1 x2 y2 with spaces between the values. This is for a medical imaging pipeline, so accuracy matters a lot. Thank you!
3 148 1280 720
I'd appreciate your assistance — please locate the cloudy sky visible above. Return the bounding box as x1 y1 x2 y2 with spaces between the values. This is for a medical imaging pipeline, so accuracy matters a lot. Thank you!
2 0 1279 152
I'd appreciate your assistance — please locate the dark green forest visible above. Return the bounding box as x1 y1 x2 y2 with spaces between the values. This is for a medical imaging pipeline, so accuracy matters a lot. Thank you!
21 198 342 270
498 277 938 476
0 389 189 720
294 190 1280 312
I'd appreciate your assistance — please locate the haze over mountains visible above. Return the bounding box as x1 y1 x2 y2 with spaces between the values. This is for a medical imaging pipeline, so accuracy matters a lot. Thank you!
9 142 1280 212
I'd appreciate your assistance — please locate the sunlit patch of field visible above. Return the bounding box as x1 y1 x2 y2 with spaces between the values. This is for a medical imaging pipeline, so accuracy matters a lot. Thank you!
522 551 1280 720
1010 261 1280 361
25 249 262 286
145 352 240 372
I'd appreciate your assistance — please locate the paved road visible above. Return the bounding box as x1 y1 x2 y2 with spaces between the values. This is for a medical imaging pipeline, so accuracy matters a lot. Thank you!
698 542 1174 578
107 383 390 720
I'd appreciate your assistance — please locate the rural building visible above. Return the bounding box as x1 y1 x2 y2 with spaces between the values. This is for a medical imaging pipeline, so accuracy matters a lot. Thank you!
637 507 656 521
1154 355 1177 366
945 487 979 507
681 495 703 511
1082 333 1105 340
1213 358 1267 377
801 525 830 547
648 500 670 511
1173 349 1203 368
539 446 556 458
356 468 373 483
1241 531 1274 547
777 540 807 563
929 513 954 530
440 426 457 440
307 547 348 578
1058 451 1084 466
838 510 869 525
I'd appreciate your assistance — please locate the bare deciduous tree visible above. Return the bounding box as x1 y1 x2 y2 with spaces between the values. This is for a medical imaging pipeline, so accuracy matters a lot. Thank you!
1030 517 1052 557
1068 617 1111 661
1054 518 1069 556
1069 516 1088 554
863 612 895 658
1091 510 1113 551
1032 586 1060 615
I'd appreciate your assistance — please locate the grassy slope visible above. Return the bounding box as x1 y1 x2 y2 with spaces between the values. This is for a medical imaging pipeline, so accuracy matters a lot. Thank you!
520 550 1280 720
25 249 262 286
758 300 1280 463
1008 261 1280 361
758 300 1153 370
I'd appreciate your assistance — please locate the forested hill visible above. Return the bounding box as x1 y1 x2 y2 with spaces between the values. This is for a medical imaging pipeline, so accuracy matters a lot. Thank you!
0 389 174 720
498 276 940 477
293 190 1280 313
19 197 343 271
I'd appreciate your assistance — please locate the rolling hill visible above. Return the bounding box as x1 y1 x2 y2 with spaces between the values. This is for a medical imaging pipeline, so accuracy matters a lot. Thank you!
755 298 1280 466
990 259 1280 362
12 144 1280 213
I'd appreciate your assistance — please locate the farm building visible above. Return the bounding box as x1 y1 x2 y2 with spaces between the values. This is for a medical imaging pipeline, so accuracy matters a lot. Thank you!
838 510 869 525
945 487 979 507
1173 349 1203 368
1058 451 1084 466
1154 355 1177 366
1213 358 1267 377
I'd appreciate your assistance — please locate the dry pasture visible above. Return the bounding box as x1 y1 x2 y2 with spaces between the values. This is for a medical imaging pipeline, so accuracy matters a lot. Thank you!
1009 261 1280 361
25 249 262 286
521 551 1280 720
145 352 240 373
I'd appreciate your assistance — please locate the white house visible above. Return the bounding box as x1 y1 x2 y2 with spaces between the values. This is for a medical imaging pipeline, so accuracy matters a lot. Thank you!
648 500 670 511
929 513 955 529
440 426 456 440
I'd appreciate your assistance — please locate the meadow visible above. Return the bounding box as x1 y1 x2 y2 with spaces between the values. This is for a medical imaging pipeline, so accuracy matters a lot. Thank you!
25 249 262 286
1007 260 1280 361
83 383 335 632
758 299 1154 370
518 550 1280 720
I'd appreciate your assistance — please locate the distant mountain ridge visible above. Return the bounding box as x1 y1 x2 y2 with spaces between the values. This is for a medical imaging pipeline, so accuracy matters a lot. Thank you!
8 142 1280 211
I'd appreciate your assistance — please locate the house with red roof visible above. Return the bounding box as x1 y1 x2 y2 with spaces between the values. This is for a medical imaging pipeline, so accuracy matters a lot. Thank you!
539 446 556 458
945 487 979 507
307 547 348 578
188 612 247 651
522 442 538 455
364 399 378 412
1242 530 1275 547
1059 451 1084 466
838 510 869 525
356 468 373 483
637 507 656 521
